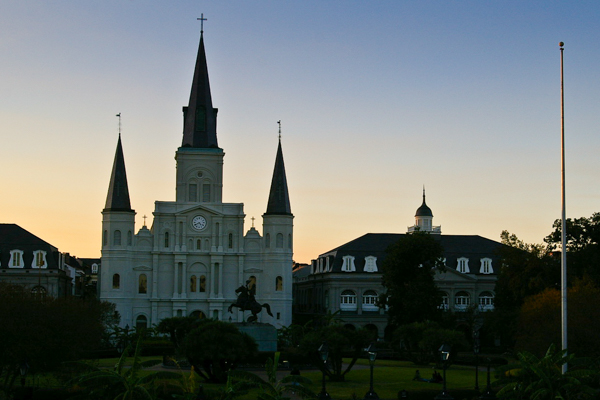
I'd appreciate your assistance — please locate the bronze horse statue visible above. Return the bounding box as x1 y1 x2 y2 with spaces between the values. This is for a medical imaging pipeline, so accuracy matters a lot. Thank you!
228 282 273 323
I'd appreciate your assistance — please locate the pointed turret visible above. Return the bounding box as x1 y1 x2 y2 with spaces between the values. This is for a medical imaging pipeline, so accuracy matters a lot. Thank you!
181 32 219 148
265 138 292 215
104 135 133 212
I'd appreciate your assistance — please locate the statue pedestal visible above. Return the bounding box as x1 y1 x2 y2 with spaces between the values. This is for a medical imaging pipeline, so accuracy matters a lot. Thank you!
234 323 277 352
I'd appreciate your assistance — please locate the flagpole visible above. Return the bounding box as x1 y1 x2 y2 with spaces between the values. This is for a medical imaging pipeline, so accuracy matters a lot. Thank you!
559 41 567 374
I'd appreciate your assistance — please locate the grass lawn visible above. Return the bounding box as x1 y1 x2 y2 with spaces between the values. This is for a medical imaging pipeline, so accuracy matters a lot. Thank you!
298 359 492 400
64 356 496 400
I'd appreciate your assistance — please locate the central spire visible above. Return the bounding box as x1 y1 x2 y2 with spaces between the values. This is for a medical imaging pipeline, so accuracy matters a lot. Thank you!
181 27 219 149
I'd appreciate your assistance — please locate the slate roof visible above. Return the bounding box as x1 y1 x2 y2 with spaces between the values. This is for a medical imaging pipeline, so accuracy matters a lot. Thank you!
181 32 219 149
318 233 504 275
0 224 59 269
265 138 292 216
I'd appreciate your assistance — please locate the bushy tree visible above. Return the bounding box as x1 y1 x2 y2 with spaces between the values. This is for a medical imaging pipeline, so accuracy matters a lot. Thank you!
156 316 204 351
0 284 109 395
545 213 600 286
300 325 374 382
180 320 257 383
515 278 600 358
379 231 445 327
391 321 467 365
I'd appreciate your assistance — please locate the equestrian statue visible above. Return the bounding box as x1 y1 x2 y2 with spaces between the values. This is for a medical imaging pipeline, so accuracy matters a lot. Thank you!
228 280 273 323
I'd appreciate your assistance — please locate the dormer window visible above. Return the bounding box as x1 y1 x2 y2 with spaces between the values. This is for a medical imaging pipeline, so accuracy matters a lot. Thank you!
480 258 493 274
457 257 470 273
364 256 378 272
91 263 98 274
341 255 356 272
32 250 47 269
325 257 330 272
9 250 24 268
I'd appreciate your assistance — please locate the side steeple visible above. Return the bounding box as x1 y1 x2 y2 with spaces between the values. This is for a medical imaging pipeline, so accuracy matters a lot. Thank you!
265 127 292 216
104 134 133 212
181 30 219 149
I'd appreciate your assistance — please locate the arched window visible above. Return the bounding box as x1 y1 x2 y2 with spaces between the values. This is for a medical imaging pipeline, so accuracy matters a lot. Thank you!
190 275 197 292
276 233 283 248
196 239 201 250
135 315 148 330
288 234 292 249
199 275 206 292
190 310 206 319
164 232 170 248
215 223 220 247
362 290 378 311
138 274 147 294
265 234 270 248
454 291 470 310
275 276 283 291
31 286 47 299
479 291 494 311
340 290 357 311
112 274 120 289
91 264 98 274
127 231 132 246
439 292 449 310
228 233 233 249
114 230 122 246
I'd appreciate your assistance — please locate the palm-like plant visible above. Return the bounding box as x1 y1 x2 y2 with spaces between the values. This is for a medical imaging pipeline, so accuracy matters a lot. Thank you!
70 337 180 400
228 352 316 400
497 344 598 400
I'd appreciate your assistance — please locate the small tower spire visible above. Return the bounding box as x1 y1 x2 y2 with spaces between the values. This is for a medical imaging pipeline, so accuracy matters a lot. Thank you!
265 124 292 216
181 15 219 149
104 133 133 212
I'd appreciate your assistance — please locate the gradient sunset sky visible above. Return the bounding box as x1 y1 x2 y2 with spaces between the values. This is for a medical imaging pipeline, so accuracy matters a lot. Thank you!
1 1 599 263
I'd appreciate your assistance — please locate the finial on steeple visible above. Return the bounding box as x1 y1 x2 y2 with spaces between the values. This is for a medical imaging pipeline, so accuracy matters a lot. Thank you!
116 113 121 137
197 13 207 35
277 120 282 141
423 185 426 201
251 216 255 228
143 214 147 227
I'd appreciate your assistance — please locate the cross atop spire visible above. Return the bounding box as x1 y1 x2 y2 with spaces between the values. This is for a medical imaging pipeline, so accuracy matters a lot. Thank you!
197 13 207 34
116 113 121 137
277 120 281 141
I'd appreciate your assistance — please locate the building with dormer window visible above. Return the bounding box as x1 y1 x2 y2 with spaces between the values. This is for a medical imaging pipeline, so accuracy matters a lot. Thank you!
293 190 503 339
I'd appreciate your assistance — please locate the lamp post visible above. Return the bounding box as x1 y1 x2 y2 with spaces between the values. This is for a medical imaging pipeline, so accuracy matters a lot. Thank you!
473 328 481 391
318 343 331 400
479 360 497 400
435 344 453 400
363 343 379 400
19 360 29 388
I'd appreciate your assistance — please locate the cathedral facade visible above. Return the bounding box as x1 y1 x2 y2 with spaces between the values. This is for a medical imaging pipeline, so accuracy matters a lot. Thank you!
100 31 293 329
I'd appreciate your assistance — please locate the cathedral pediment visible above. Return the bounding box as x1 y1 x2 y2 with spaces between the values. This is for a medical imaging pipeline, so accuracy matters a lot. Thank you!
176 204 223 216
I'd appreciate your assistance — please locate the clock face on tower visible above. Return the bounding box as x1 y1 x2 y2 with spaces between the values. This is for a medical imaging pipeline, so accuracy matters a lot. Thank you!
191 215 207 231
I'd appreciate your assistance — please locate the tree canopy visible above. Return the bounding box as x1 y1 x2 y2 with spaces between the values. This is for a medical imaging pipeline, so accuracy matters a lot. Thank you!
379 231 445 327
180 320 257 383
545 213 600 286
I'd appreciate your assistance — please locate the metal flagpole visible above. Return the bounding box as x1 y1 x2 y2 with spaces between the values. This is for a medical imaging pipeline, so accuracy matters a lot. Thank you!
559 41 567 374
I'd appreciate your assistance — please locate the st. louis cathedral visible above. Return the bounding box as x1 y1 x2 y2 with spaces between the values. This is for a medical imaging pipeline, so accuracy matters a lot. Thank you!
100 29 293 329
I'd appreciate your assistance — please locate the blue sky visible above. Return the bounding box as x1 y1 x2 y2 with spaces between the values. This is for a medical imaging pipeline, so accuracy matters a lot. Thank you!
1 1 599 263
